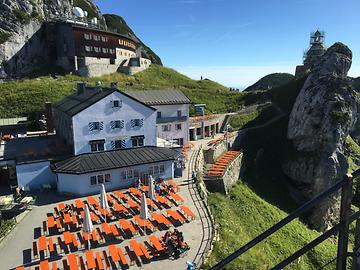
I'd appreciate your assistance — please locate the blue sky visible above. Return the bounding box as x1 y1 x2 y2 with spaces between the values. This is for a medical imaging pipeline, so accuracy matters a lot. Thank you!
95 0 360 88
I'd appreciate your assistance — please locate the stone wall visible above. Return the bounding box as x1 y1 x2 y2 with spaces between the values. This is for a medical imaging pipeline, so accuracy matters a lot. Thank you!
204 152 243 194
203 134 237 164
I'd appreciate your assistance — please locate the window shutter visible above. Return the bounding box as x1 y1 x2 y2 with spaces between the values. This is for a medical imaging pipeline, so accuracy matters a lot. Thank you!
88 122 94 131
110 121 115 129
121 140 126 148
99 122 104 130
120 120 124 128
130 119 135 127
139 119 144 127
110 141 115 149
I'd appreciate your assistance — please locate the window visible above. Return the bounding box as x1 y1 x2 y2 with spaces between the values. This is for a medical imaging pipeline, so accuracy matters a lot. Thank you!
121 169 133 180
85 46 92 52
90 176 97 185
162 124 171 132
111 120 124 129
97 175 104 184
89 121 103 131
93 35 100 41
112 140 126 149
177 110 182 117
131 136 144 148
157 111 162 119
90 174 111 185
84 33 91 40
102 48 108 53
113 100 122 108
175 123 182 130
130 119 143 128
94 47 100 53
101 36 108 42
90 140 105 152
149 164 164 176
109 49 115 54
174 138 184 146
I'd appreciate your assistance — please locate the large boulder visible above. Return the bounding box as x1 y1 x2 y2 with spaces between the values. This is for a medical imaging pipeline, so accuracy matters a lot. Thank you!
283 42 358 231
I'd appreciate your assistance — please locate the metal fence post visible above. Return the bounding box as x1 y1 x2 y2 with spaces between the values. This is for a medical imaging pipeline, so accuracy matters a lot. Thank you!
336 173 353 270
351 218 360 270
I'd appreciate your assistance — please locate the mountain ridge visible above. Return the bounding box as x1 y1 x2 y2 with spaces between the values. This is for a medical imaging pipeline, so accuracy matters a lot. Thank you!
244 73 295 92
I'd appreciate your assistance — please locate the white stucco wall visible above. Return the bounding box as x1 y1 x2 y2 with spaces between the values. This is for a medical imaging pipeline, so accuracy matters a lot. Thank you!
16 161 56 190
57 160 174 195
153 104 189 146
72 91 157 155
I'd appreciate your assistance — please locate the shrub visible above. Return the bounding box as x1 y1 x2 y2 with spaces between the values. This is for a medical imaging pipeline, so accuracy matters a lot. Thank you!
13 8 31 24
0 31 11 44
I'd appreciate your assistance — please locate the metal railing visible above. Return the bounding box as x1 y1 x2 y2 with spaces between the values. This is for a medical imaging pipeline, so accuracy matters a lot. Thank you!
210 169 360 270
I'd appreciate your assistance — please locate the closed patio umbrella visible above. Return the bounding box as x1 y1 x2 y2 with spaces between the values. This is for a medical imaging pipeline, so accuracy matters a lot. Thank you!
83 204 93 250
140 192 149 234
100 184 109 222
148 175 156 211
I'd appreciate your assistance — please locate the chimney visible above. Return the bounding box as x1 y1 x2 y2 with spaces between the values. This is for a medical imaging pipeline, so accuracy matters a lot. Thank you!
45 102 54 134
110 82 118 89
77 81 86 95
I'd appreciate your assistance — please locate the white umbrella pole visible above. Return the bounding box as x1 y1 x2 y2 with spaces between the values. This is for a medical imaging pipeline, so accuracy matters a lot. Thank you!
87 239 90 250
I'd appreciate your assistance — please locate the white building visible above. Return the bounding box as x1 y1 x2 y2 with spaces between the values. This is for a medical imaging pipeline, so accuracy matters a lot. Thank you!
125 90 190 147
54 83 157 155
53 146 175 195
1 83 185 195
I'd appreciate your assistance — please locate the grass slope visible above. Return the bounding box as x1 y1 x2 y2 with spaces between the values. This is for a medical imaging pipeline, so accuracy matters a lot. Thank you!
0 65 255 118
204 181 337 270
244 73 295 92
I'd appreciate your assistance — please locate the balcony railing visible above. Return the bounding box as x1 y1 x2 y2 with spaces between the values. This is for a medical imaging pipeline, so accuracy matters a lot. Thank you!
156 116 188 124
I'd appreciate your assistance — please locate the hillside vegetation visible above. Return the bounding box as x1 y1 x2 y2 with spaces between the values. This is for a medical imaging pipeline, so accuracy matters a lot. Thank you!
244 73 295 92
0 65 263 118
204 181 338 270
104 14 162 65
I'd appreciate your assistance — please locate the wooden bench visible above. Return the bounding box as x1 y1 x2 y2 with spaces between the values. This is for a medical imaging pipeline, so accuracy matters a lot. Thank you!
78 256 86 270
32 241 38 258
117 247 129 266
102 250 111 269
95 251 105 270
42 221 47 236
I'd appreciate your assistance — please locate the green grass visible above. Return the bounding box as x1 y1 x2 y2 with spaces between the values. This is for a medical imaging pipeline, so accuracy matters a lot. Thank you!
228 104 279 130
0 65 258 118
13 8 32 24
0 219 16 241
345 136 360 173
204 181 338 270
0 31 11 44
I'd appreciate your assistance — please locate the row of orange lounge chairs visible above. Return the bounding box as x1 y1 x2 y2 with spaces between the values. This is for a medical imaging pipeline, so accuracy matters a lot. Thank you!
207 151 241 177
18 234 173 270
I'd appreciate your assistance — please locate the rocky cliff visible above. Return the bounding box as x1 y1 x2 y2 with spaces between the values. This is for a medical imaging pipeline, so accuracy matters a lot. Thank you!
0 0 161 76
282 42 358 231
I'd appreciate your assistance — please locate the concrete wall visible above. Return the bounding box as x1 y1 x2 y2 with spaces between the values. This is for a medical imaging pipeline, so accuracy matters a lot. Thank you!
57 160 174 195
153 104 189 146
203 134 237 164
204 153 243 194
72 91 157 155
16 161 56 190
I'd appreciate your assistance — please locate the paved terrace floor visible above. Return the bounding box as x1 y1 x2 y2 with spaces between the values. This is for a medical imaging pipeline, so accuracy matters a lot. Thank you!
0 135 222 270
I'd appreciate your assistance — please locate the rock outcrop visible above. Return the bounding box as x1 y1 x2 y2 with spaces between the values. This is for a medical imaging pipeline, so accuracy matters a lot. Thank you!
283 42 358 231
0 0 161 76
